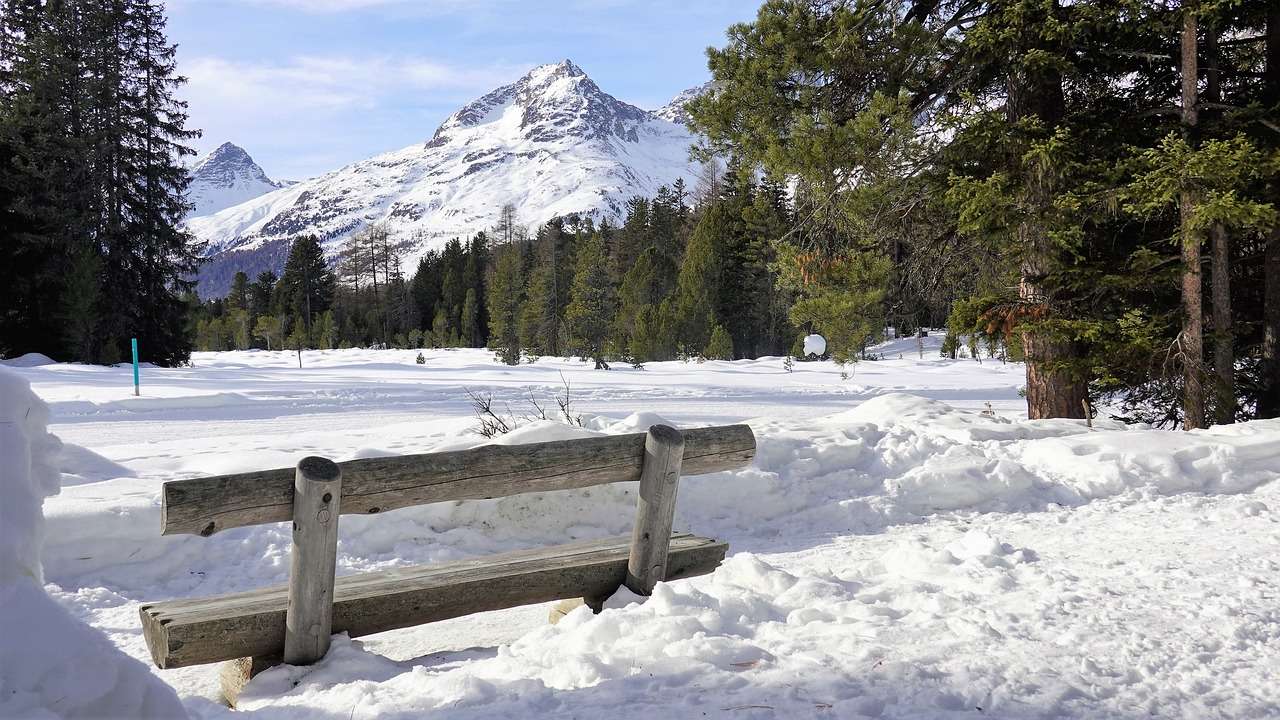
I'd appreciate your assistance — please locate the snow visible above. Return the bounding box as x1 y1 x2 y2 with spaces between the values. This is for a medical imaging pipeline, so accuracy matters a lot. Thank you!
1 352 57 367
651 81 712 125
0 367 186 719
5 338 1280 718
803 333 826 357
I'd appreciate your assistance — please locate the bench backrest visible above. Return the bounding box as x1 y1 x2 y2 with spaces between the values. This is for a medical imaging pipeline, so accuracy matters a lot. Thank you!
162 424 756 536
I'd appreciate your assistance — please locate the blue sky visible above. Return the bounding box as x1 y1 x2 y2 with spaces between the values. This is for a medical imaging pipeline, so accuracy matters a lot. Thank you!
168 0 757 180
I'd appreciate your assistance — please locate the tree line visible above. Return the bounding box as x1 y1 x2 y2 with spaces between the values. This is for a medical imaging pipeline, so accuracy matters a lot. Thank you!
687 0 1280 427
191 171 828 367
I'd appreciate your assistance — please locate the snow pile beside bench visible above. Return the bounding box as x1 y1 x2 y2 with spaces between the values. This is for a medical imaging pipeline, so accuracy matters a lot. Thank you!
0 367 186 719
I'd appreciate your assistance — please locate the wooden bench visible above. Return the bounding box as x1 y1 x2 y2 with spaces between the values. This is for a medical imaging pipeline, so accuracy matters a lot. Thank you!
138 423 756 704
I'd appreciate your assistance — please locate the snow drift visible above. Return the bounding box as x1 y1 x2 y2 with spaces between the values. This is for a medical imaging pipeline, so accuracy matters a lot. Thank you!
0 367 186 719
10 346 1280 718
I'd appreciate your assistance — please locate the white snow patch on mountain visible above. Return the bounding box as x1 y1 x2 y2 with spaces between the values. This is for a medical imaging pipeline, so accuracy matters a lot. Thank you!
652 81 712 125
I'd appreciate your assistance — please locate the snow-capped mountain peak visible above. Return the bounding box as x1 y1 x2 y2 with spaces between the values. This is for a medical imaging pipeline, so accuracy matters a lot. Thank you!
186 143 280 218
430 59 650 146
186 61 700 297
653 82 713 126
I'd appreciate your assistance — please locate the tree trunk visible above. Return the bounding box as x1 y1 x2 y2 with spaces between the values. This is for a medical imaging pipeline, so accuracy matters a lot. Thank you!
1179 6 1205 430
1260 5 1280 418
1209 223 1231 423
1263 227 1280 418
1205 27 1233 425
1009 0 1085 420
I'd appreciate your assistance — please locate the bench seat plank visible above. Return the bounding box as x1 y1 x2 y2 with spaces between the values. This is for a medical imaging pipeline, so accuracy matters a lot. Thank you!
140 533 727 669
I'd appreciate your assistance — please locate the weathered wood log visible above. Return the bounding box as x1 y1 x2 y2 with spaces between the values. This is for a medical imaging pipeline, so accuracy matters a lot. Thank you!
161 424 755 536
219 654 278 707
283 456 342 666
625 425 685 595
140 533 727 669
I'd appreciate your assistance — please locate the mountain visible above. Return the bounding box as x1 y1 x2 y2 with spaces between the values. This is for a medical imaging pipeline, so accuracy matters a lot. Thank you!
652 81 712 126
186 142 281 218
187 61 704 297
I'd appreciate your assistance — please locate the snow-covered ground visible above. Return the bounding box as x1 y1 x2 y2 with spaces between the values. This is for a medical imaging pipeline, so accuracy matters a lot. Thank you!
6 335 1280 718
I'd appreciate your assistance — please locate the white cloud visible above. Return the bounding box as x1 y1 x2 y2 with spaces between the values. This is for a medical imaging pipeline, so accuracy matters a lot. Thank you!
181 54 531 178
235 0 508 13
184 55 526 112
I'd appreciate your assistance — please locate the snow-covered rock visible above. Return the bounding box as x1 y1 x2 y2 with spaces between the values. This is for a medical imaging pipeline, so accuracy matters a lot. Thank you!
186 61 702 296
186 142 281 218
651 81 712 126
803 334 826 357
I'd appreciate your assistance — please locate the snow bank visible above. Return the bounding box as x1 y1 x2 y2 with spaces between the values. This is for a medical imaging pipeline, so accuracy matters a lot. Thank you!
0 352 57 367
0 367 186 719
231 536 1043 717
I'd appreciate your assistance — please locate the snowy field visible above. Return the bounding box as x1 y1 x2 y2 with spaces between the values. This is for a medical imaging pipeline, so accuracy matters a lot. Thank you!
6 336 1280 719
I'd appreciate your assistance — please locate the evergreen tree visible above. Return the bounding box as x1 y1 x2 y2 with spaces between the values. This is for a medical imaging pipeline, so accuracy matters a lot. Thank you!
277 235 336 346
565 232 617 369
705 325 734 361
671 201 724 354
461 289 480 347
488 244 524 365
228 271 250 312
0 0 198 365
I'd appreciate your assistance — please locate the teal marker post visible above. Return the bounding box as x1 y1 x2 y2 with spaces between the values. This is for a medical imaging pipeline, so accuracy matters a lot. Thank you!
131 338 140 396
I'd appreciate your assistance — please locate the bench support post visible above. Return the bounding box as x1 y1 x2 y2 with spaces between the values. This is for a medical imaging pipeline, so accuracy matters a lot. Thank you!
284 455 343 665
219 456 343 706
625 424 685 595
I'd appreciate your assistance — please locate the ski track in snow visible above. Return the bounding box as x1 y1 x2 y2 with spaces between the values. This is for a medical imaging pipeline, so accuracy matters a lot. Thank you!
8 335 1280 719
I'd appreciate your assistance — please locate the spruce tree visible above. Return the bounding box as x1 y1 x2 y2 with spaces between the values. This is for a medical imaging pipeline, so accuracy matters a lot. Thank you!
0 0 199 365
670 201 725 354
565 233 617 369
488 244 524 365
705 325 734 361
277 235 336 346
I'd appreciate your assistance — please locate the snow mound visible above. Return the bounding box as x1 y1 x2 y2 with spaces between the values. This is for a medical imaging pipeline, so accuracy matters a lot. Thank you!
234 543 1040 716
0 352 56 368
0 368 186 719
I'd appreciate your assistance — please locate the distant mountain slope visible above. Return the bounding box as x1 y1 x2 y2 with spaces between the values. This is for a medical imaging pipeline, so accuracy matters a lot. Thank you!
652 81 712 126
187 62 706 297
185 143 281 218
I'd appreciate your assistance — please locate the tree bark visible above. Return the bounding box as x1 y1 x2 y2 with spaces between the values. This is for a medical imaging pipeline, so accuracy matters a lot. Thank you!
1009 0 1085 420
1263 228 1280 418
1205 27 1233 425
1209 223 1232 424
1260 5 1280 418
1179 5 1205 430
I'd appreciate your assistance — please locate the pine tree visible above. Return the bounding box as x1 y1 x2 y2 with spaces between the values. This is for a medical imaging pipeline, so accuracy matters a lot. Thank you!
249 271 277 320
461 289 479 346
277 235 336 346
0 0 199 365
488 244 524 365
565 233 617 369
228 271 250 312
670 201 724 353
705 325 734 361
